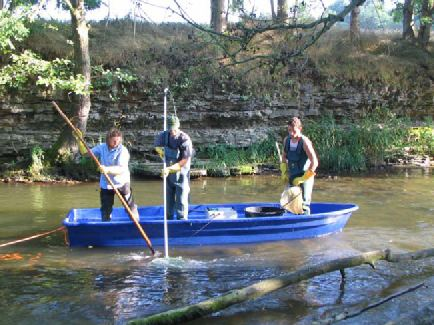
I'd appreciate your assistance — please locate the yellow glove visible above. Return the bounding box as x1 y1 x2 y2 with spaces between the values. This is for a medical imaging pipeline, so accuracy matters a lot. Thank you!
292 170 316 186
73 129 87 155
155 147 165 159
161 163 181 177
280 162 288 182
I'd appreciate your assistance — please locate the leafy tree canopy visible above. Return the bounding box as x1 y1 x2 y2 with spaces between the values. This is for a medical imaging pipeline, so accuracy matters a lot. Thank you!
0 6 88 95
0 8 30 53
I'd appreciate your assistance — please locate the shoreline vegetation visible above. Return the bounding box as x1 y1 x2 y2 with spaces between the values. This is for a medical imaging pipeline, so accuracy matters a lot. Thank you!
1 112 432 184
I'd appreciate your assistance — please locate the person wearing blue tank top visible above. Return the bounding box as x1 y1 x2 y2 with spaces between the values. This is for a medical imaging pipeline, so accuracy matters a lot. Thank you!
154 115 193 220
282 117 319 214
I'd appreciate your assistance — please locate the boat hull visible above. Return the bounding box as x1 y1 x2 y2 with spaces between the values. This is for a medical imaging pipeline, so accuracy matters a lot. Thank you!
64 202 358 247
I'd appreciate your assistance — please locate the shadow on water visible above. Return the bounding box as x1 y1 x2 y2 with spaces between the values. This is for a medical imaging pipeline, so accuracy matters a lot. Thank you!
0 168 433 324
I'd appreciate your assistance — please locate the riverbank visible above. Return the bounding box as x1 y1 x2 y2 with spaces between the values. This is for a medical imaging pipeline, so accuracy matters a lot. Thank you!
1 23 433 166
1 155 432 184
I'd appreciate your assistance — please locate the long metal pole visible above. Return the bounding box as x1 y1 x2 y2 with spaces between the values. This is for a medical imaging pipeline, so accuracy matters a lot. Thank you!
163 88 169 258
52 101 155 255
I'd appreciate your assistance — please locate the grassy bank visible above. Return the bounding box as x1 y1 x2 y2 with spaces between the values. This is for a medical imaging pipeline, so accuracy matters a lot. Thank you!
21 19 433 101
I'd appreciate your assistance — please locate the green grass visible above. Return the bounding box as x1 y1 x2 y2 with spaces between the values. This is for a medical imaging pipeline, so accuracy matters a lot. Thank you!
196 134 278 168
196 109 433 174
303 109 431 172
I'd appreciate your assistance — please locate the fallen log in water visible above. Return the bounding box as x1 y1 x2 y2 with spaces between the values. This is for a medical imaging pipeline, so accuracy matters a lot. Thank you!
128 248 434 325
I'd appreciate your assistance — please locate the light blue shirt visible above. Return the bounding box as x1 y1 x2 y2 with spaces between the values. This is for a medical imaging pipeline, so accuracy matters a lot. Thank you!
91 143 130 189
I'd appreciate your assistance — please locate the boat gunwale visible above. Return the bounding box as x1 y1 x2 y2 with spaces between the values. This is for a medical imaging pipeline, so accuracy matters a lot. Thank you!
63 202 359 226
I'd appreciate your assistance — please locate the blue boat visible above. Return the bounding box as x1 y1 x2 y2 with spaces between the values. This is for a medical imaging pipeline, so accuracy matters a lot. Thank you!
63 202 358 247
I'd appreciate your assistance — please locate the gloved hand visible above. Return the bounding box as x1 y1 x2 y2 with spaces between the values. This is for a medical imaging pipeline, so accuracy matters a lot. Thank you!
73 129 87 155
99 165 122 175
161 163 181 177
292 170 316 186
280 162 288 182
155 147 165 159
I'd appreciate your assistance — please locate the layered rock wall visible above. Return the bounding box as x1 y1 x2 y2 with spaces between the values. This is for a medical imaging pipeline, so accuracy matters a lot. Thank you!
0 83 432 161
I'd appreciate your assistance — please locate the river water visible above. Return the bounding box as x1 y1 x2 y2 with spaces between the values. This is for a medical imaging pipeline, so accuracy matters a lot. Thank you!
0 169 433 325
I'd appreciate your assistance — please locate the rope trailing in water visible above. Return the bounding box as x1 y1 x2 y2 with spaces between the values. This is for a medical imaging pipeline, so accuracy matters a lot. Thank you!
0 226 66 248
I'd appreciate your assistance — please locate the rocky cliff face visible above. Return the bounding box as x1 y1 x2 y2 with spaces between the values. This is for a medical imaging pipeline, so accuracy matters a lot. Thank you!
0 82 432 161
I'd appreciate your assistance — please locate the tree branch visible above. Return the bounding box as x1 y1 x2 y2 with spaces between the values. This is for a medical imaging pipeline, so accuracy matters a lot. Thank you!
128 248 434 325
325 282 426 323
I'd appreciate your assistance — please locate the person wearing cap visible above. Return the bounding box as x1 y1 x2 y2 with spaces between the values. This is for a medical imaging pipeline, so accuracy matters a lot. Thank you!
154 115 193 220
282 117 318 215
87 128 139 222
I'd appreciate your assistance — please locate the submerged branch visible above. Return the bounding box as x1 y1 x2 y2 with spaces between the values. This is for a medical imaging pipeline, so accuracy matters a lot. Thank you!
328 282 426 322
128 248 434 325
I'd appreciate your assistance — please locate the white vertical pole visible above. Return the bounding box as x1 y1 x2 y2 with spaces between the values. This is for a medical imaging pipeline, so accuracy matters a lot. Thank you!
163 88 169 258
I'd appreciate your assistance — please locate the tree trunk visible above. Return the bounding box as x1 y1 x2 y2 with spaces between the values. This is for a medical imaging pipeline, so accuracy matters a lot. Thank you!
128 248 434 325
277 0 288 23
417 0 434 49
210 0 226 33
57 0 91 155
350 5 361 44
0 0 4 10
270 0 276 21
402 0 415 40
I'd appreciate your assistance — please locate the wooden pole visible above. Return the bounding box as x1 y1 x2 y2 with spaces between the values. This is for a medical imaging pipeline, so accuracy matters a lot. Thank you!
128 248 434 325
52 101 155 256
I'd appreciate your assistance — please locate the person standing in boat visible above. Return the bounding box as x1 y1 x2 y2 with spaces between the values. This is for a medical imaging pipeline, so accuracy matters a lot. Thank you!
282 117 319 215
154 115 193 220
87 128 138 222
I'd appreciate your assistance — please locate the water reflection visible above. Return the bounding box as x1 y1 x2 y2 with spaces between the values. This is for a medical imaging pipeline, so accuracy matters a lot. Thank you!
0 171 433 324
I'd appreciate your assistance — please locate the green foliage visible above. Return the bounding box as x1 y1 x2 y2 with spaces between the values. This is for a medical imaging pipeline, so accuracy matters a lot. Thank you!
304 108 410 172
55 0 103 11
407 122 434 156
0 9 30 53
420 15 433 25
229 0 245 13
0 7 90 95
7 0 38 8
92 65 138 100
390 0 424 24
28 146 46 176
390 2 404 22
0 50 89 94
329 0 399 29
197 134 278 167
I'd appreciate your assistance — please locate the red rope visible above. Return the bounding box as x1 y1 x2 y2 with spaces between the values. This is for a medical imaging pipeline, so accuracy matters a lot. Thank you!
0 226 66 248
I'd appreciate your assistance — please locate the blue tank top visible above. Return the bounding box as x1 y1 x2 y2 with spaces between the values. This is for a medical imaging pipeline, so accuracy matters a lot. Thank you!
285 136 309 177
